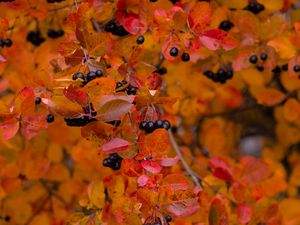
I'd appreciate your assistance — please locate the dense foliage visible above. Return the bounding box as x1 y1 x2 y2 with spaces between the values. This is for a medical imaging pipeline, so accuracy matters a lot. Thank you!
1 0 300 224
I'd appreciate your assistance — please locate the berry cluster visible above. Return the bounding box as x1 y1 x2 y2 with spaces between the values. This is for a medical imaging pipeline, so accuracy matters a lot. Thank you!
72 70 103 86
64 103 97 127
46 0 65 3
169 47 190 62
139 119 171 134
102 153 123 170
47 29 64 39
0 38 12 48
203 67 233 84
144 215 172 225
249 52 268 71
27 30 45 46
105 21 129 37
218 20 234 31
116 80 138 95
244 1 265 14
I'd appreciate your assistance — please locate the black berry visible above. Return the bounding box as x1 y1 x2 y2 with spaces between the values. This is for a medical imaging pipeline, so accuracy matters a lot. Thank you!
154 119 163 129
282 64 288 71
169 47 179 57
103 158 112 167
294 65 300 72
145 121 155 133
105 21 117 33
260 52 268 61
249 55 258 64
2 39 12 47
181 52 190 62
139 121 147 130
87 71 97 82
256 65 264 71
35 97 41 104
95 70 103 77
136 35 144 44
162 120 171 130
204 70 214 78
225 70 233 79
165 215 172 222
72 72 85 80
126 85 137 95
244 2 265 14
46 114 55 123
155 67 167 75
218 20 234 31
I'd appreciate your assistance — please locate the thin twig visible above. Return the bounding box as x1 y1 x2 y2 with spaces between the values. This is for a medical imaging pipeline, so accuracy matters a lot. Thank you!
168 130 201 187
74 0 78 10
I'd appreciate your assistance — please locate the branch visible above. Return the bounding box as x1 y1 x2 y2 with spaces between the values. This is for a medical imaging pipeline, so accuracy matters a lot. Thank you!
168 130 201 187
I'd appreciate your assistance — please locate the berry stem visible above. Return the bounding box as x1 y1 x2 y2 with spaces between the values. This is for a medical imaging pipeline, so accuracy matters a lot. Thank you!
168 130 201 187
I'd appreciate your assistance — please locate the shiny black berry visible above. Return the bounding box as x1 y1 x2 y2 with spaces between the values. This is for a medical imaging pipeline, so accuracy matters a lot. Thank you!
105 21 117 33
136 35 144 45
95 70 103 77
46 114 54 123
169 47 179 57
4 216 10 222
162 120 171 130
111 161 121 170
165 215 172 222
204 70 214 78
126 86 137 95
103 158 112 167
35 97 41 104
260 52 268 61
145 121 155 133
155 67 167 75
256 65 264 71
3 39 12 47
294 65 300 72
218 20 234 31
225 70 233 79
154 120 163 129
282 64 288 71
181 52 190 62
139 121 147 130
72 72 85 80
249 55 258 64
87 71 97 82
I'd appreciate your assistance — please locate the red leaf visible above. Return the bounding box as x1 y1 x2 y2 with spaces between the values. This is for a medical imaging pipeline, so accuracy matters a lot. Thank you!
166 197 199 217
63 85 88 107
209 197 229 225
160 156 179 167
97 99 133 122
0 118 19 140
141 160 162 174
208 157 233 182
237 203 253 224
102 137 130 153
138 175 149 187
188 2 212 34
199 29 237 51
121 158 143 177
240 156 270 185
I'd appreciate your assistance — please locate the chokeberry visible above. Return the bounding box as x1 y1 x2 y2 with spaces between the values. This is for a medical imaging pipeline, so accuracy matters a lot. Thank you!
181 52 190 62
204 70 214 78
155 67 167 75
169 47 179 57
218 20 234 31
26 30 45 46
87 71 97 82
282 64 288 71
139 121 147 130
103 158 112 167
46 114 55 123
256 65 264 71
126 86 137 95
294 65 300 72
95 70 103 77
111 161 121 170
260 52 268 61
72 72 85 80
154 119 163 129
35 97 41 104
2 39 12 47
272 66 281 74
145 121 155 133
105 21 117 33
244 2 265 14
136 35 144 45
217 68 225 76
162 120 171 130
112 26 129 36
165 215 172 222
150 0 157 2
225 70 233 79
4 216 10 222
249 55 258 64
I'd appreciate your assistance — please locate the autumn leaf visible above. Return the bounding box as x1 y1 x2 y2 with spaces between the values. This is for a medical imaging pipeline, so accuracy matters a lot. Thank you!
237 203 253 224
209 197 228 225
88 180 105 208
251 87 285 106
101 137 130 153
208 157 233 182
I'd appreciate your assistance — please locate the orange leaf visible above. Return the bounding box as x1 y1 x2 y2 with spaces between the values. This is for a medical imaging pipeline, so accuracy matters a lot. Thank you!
252 88 285 106
188 2 212 34
283 98 300 122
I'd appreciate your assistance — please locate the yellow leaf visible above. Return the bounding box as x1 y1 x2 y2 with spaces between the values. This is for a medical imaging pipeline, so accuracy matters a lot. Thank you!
88 180 105 208
267 36 296 59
